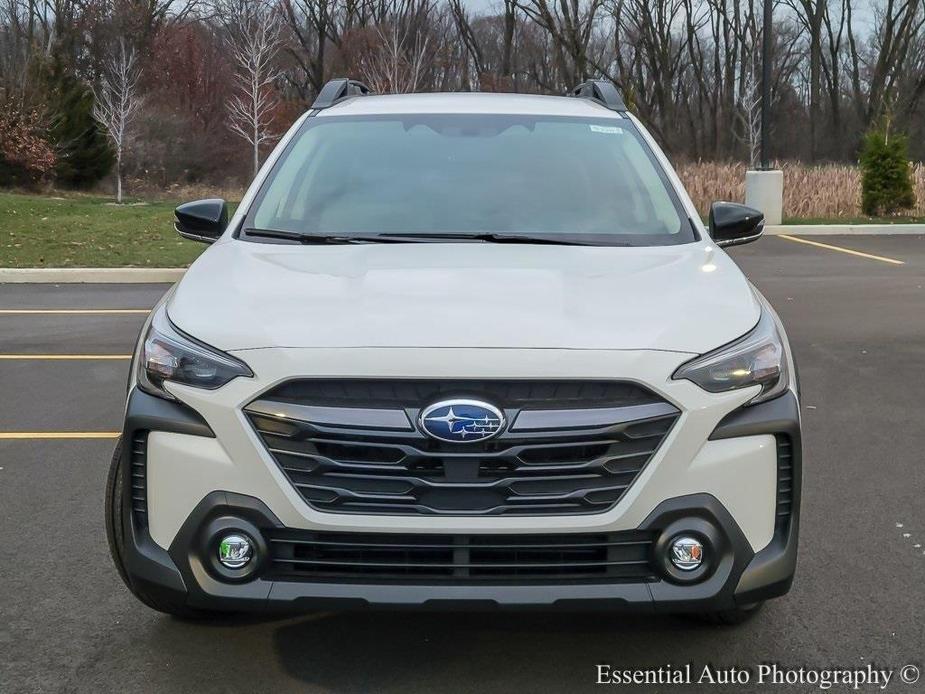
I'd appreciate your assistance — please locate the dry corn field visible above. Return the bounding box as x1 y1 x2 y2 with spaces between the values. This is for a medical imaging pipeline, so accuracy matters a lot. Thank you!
133 162 925 221
676 161 925 220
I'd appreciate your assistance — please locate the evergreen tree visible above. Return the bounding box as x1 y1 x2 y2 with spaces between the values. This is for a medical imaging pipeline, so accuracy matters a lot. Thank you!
860 119 915 217
44 61 114 187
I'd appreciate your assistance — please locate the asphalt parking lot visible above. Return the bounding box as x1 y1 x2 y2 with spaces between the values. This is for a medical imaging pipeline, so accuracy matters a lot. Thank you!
2 234 924 693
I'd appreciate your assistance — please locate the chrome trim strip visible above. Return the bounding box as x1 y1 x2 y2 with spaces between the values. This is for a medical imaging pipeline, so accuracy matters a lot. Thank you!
246 400 413 430
715 229 764 248
510 402 679 432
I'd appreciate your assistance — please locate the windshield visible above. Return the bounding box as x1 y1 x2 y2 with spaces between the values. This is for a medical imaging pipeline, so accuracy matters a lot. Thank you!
244 113 696 246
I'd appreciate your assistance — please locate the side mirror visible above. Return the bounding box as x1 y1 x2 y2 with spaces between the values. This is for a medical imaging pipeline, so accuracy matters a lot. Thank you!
708 202 764 248
175 199 228 244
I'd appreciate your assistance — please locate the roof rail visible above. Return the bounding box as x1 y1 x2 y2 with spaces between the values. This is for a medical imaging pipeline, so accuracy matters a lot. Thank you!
569 79 626 111
311 78 372 110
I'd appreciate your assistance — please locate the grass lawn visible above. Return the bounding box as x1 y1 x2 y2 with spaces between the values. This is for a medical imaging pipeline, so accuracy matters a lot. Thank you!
0 191 205 267
3 190 925 268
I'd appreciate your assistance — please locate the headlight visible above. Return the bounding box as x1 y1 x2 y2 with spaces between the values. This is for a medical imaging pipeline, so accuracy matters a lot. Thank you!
672 307 789 405
137 305 252 400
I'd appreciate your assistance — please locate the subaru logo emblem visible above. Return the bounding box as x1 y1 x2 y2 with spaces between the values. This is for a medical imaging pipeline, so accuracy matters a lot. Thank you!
419 399 505 443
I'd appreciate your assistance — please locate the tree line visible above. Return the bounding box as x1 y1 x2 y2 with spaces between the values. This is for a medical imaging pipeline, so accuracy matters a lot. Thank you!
3 0 925 195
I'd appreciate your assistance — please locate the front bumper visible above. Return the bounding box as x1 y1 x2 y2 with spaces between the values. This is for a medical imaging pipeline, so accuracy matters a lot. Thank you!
116 387 800 613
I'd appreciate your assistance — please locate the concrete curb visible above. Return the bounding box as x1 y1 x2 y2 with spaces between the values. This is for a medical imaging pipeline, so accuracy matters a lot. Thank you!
0 268 186 283
764 224 925 236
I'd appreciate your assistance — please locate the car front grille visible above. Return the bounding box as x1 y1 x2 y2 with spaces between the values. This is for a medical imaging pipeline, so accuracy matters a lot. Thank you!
245 379 679 516
264 529 658 583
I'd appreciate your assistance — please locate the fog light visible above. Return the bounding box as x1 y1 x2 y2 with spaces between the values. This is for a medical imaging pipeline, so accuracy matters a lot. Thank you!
218 534 252 569
669 536 703 571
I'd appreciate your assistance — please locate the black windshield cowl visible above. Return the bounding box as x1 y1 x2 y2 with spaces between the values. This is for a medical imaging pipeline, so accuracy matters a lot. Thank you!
242 228 612 246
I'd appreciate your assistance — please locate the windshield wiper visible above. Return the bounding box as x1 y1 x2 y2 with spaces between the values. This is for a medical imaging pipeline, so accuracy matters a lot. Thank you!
371 232 600 245
242 228 407 244
243 228 620 246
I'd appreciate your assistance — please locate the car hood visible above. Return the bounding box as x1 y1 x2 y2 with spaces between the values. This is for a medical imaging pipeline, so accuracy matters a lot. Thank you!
167 239 760 354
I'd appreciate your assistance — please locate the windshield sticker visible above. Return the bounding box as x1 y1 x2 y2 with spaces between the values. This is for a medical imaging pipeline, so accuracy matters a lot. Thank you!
589 125 623 134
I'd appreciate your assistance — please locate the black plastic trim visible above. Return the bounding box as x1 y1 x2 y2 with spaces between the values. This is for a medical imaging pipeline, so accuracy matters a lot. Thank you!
169 492 285 611
569 79 627 111
311 78 371 109
124 386 215 439
114 489 798 613
709 390 800 442
639 494 753 612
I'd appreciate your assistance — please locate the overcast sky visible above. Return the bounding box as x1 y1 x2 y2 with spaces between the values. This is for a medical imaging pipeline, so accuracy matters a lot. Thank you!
463 0 500 13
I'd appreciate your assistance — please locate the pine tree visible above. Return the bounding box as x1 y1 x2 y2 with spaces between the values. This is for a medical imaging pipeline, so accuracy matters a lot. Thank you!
860 119 915 217
44 61 115 188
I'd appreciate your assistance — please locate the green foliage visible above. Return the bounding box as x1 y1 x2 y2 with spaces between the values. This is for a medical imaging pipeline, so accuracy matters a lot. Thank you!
860 124 915 216
43 61 114 188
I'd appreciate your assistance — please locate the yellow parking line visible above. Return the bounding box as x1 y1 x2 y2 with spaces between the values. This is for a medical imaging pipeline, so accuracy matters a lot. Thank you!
777 235 905 265
0 432 120 439
0 354 131 360
0 309 149 314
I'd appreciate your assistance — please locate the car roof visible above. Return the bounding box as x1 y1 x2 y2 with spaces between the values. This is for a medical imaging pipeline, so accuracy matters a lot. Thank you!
314 92 626 118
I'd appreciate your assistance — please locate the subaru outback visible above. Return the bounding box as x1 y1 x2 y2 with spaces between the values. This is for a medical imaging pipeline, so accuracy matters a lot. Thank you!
106 79 800 624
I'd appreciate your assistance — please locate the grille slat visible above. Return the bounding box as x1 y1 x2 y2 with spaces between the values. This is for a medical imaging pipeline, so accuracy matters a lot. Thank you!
264 379 662 410
269 537 651 550
265 529 658 583
247 380 677 516
276 557 652 569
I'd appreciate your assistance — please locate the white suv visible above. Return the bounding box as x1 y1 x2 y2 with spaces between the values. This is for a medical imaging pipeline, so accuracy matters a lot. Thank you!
106 79 800 624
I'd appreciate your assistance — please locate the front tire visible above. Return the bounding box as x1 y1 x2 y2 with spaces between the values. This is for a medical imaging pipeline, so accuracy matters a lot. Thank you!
105 438 214 620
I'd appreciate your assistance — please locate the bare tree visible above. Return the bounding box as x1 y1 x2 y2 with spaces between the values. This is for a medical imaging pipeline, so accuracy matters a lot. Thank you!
225 0 284 177
517 0 605 89
736 59 761 169
93 39 142 203
347 0 436 94
281 0 337 100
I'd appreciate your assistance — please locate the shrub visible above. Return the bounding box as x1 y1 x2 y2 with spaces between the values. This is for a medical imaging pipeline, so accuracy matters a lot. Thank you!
0 104 56 186
859 124 915 216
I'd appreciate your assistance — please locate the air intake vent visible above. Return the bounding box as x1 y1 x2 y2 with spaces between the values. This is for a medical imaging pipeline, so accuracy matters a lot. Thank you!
264 529 658 583
775 434 793 534
129 431 148 528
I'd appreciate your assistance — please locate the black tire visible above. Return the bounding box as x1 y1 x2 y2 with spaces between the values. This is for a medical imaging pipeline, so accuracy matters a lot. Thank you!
692 601 765 626
105 438 215 620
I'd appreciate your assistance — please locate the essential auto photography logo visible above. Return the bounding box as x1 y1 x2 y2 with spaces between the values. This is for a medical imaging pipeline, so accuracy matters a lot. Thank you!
594 662 921 690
